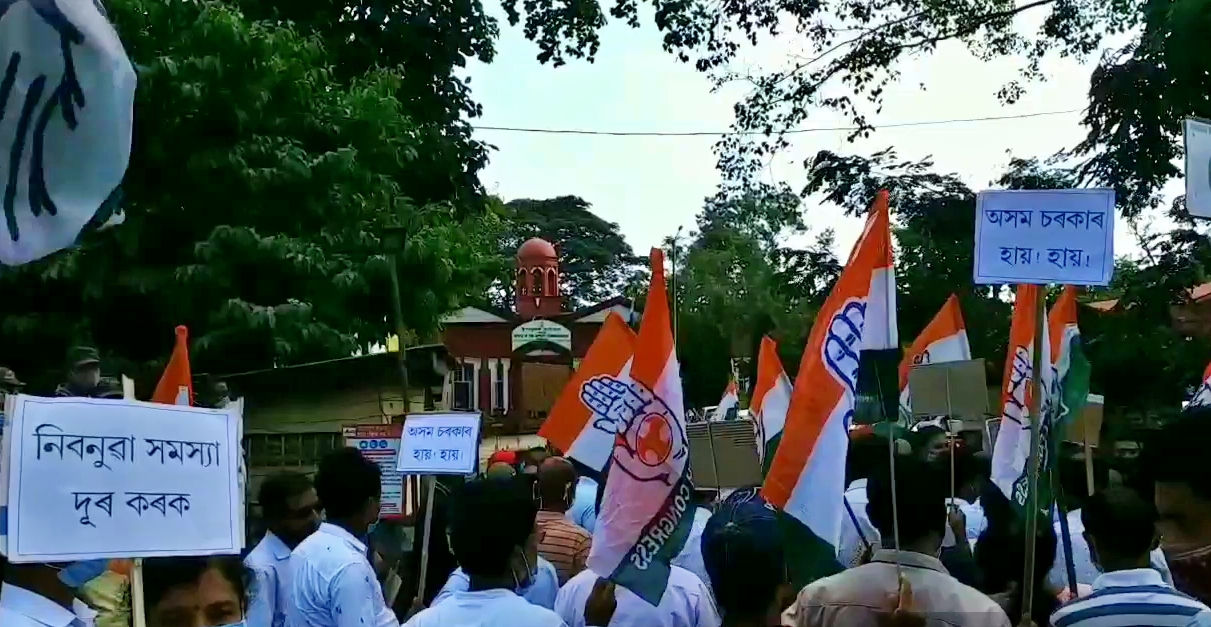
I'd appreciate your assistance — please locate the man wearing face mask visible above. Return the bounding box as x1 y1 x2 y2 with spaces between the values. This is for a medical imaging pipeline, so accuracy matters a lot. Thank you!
403 476 568 627
1144 407 1211 605
247 473 321 627
287 448 397 627
54 347 103 398
0 555 110 627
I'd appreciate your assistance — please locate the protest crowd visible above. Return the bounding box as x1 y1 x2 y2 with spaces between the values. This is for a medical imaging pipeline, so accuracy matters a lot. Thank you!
3 3 1211 627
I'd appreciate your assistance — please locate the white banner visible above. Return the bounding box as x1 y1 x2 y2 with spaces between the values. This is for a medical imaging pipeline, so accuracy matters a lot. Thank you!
1185 118 1211 219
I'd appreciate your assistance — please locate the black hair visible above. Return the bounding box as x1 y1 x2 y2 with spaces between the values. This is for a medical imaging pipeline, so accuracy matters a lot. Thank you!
846 435 889 485
974 520 1058 625
1082 485 1158 560
866 456 947 544
448 476 538 579
314 447 381 519
703 516 785 620
911 425 947 451
258 472 313 520
142 556 251 616
1143 407 1211 501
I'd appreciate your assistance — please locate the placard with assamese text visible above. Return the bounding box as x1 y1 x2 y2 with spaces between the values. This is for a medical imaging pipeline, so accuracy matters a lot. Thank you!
395 413 481 475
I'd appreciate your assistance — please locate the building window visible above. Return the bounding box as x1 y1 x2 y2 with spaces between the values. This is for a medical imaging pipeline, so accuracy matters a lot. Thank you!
452 361 476 410
547 269 557 295
494 359 505 411
531 268 545 296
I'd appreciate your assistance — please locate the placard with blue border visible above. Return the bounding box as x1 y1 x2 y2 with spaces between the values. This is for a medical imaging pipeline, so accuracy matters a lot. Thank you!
395 412 481 475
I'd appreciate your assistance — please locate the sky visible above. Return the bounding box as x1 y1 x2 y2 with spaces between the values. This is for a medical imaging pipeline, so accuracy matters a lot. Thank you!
462 6 1169 260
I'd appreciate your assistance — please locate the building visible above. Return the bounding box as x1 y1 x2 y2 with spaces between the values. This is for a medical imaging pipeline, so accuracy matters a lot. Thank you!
1089 281 1211 339
439 237 638 434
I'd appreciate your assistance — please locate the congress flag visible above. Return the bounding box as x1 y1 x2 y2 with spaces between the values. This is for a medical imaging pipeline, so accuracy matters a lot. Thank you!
991 285 1053 518
152 326 193 406
1190 362 1211 407
709 379 740 422
898 294 971 414
762 191 898 586
1048 286 1090 437
751 336 791 473
583 248 693 605
539 312 637 472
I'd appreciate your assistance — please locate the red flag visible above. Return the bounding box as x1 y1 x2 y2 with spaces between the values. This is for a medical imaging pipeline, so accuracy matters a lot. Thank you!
152 326 193 406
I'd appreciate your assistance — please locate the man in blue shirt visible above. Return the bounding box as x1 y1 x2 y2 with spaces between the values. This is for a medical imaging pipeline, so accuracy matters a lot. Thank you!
287 448 397 627
1051 486 1211 627
247 472 320 627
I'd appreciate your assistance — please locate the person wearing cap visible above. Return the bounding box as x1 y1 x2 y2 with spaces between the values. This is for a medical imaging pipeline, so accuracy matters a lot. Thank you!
0 367 24 408
55 346 102 397
702 497 792 627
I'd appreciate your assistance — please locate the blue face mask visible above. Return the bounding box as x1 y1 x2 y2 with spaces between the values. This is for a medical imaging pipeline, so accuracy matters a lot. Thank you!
56 559 110 589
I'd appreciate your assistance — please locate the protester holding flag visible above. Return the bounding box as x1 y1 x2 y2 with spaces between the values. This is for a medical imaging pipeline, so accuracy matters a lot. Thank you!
701 497 793 627
750 336 790 473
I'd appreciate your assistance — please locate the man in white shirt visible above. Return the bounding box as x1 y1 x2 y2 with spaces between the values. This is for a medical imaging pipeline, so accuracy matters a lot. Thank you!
404 476 566 627
0 556 97 627
555 565 720 627
287 448 398 627
247 472 321 627
670 490 714 591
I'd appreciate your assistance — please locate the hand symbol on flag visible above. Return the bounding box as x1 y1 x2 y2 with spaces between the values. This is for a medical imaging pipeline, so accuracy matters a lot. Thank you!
580 374 685 484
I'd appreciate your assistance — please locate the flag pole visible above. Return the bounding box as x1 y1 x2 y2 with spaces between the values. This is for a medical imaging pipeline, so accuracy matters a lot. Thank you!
1020 289 1046 623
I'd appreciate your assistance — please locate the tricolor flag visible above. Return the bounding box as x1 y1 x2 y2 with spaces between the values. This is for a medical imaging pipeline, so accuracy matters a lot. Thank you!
762 191 898 586
898 294 971 415
539 312 637 472
583 248 693 605
751 336 791 473
709 379 740 422
1190 362 1211 406
152 326 193 406
991 285 1053 518
1048 286 1090 439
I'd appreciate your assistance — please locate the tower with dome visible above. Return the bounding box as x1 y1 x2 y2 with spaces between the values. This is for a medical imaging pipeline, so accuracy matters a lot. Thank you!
438 237 639 435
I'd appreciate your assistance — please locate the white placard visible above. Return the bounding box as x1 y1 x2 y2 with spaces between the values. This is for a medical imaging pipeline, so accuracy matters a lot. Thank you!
395 413 482 475
973 188 1115 286
2 395 242 562
1185 119 1211 219
0 0 137 266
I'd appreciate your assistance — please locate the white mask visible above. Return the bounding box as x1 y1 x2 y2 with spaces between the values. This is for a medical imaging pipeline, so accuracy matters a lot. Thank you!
72 598 98 627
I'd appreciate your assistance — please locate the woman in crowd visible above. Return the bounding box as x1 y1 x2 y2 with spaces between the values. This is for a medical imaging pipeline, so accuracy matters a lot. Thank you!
142 556 249 627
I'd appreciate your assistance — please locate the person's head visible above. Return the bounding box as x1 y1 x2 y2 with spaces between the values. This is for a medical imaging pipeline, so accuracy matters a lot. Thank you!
1143 407 1211 550
703 499 789 625
912 425 949 463
867 456 948 554
940 450 989 504
974 519 1058 622
521 446 550 474
448 476 539 589
258 472 320 547
486 461 517 478
67 347 101 389
314 447 381 534
487 450 517 468
0 367 24 404
846 433 889 485
1082 485 1159 572
143 556 249 627
536 456 577 511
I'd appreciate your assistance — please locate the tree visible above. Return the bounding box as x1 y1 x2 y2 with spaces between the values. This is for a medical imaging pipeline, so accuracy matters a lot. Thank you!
500 0 1140 183
0 0 502 388
486 196 643 310
672 183 841 408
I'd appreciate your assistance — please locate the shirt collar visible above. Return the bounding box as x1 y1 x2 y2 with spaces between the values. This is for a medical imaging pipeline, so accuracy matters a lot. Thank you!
869 549 949 574
1092 568 1166 591
319 522 367 554
0 583 77 627
261 530 293 560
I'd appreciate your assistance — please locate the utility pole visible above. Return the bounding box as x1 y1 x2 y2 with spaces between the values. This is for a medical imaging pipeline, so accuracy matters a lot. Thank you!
382 225 411 412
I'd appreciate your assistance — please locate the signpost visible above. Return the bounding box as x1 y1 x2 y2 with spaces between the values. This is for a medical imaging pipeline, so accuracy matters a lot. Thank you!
972 187 1115 621
344 424 409 519
511 319 573 351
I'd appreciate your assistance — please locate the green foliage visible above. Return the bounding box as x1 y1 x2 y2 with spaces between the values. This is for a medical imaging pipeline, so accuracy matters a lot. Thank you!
0 0 501 387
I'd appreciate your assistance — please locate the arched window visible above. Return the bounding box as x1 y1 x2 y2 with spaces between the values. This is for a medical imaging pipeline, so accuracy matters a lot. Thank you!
516 269 528 296
546 269 557 295
531 268 545 296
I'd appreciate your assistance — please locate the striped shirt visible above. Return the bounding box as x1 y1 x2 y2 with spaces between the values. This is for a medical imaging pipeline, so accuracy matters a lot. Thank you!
535 510 592 585
1050 568 1211 627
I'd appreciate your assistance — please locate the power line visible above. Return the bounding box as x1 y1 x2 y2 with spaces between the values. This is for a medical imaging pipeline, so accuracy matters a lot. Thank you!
472 108 1082 137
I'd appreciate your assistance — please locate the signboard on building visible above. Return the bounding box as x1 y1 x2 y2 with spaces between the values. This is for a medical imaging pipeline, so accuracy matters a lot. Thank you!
342 424 408 520
511 319 572 351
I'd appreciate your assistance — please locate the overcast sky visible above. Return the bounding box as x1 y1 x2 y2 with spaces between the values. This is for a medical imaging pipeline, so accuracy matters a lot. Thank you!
463 7 1172 260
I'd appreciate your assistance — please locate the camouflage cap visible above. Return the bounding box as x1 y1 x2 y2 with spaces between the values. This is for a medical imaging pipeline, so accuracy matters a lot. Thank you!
0 367 24 388
67 346 101 369
92 377 125 399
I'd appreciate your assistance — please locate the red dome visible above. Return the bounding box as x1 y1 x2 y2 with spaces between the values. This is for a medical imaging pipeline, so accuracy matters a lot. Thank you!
517 237 557 260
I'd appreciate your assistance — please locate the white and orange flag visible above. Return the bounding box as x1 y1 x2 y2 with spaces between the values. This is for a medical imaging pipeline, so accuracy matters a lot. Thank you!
898 294 971 414
751 335 791 472
583 248 693 605
991 285 1053 517
1191 362 1211 406
762 190 898 585
152 326 194 406
538 312 636 472
709 379 739 422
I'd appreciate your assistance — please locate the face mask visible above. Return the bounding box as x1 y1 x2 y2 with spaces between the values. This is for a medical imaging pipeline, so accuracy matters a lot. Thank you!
72 598 98 627
55 559 110 589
